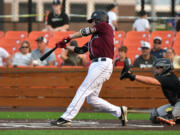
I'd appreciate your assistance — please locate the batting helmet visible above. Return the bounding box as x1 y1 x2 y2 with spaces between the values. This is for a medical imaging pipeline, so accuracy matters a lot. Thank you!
153 58 174 76
87 10 108 24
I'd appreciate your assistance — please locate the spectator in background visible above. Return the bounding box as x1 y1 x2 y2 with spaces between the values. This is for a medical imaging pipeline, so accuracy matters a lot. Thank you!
176 19 180 32
133 41 156 68
175 13 180 32
61 40 87 66
43 0 69 32
107 4 118 31
30 36 56 66
166 19 175 31
150 37 166 58
114 46 131 67
0 47 11 67
165 48 180 69
132 10 150 32
12 41 31 67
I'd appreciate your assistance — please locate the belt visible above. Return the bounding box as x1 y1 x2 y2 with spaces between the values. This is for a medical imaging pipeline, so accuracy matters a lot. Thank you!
92 57 106 63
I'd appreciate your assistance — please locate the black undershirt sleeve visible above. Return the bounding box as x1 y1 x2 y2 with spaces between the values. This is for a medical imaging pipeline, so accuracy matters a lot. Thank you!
74 46 88 54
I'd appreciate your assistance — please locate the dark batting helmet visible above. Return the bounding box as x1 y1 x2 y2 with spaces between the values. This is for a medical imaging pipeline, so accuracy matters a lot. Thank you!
153 58 174 76
87 10 108 24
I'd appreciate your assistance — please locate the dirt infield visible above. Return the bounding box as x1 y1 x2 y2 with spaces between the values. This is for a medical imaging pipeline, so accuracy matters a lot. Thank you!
0 119 180 130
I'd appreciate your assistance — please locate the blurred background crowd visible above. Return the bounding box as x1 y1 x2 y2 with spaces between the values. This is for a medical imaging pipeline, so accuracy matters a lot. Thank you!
0 0 180 68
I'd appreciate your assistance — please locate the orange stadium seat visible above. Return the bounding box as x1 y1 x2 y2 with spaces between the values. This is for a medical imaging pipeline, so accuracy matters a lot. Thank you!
114 31 125 47
75 36 91 47
150 31 175 49
175 31 180 39
151 31 174 38
123 34 148 64
127 52 141 64
123 31 150 56
126 31 150 40
0 38 22 54
48 38 60 48
124 38 145 48
53 31 75 40
0 31 4 39
173 38 180 55
5 31 28 39
48 38 63 60
29 31 53 40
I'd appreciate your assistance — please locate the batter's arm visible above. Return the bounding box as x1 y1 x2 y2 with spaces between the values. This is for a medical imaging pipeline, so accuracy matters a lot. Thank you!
69 27 96 39
135 75 161 86
66 45 88 54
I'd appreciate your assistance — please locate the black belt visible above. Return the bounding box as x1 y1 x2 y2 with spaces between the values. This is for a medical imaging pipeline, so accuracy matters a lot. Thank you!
92 58 106 63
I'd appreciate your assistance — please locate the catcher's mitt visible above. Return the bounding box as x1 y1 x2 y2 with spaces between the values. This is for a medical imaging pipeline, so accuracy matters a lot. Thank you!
120 58 135 81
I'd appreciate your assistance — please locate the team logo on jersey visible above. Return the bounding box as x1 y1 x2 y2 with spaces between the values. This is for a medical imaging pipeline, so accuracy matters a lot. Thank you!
52 18 63 22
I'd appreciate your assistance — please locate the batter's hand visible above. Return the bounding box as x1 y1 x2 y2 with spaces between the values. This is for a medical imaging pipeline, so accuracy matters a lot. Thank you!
55 37 71 48
120 58 135 81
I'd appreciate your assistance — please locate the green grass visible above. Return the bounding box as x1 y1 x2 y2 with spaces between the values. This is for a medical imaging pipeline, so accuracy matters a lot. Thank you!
0 130 180 135
0 112 149 120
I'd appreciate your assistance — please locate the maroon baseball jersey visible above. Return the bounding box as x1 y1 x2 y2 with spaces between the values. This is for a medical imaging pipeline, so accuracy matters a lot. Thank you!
88 22 114 59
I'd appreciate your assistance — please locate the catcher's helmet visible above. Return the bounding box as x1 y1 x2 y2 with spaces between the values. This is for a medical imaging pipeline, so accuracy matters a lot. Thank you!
153 58 174 76
87 10 108 24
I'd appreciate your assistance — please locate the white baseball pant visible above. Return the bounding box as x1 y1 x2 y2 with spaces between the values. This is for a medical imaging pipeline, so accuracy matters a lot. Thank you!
61 58 121 121
157 101 180 119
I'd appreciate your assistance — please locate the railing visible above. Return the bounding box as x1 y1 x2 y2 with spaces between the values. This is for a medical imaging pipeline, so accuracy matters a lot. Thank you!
0 67 179 109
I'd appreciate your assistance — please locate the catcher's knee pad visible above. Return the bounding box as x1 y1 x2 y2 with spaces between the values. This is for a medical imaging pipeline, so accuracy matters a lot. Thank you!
165 106 173 113
150 108 159 124
165 106 173 119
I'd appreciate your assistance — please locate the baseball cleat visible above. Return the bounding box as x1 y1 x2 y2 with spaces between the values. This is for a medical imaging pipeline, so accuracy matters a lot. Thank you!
157 116 176 126
50 118 72 127
119 106 128 126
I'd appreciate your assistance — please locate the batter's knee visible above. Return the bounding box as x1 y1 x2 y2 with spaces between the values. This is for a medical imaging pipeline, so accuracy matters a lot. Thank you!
86 96 97 105
150 108 159 124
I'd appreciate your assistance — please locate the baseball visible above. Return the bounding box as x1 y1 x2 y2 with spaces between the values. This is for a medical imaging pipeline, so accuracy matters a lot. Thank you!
32 60 39 66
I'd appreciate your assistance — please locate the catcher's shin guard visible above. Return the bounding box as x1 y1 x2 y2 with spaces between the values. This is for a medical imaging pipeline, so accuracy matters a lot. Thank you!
150 108 160 124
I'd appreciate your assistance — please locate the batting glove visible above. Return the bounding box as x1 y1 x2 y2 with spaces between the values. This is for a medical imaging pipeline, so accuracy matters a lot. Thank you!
56 37 71 48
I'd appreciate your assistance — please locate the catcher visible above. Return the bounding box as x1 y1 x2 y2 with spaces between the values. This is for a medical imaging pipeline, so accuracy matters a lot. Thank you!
120 58 180 126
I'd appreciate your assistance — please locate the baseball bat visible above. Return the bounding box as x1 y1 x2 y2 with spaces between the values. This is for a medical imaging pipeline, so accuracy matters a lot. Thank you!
40 46 57 61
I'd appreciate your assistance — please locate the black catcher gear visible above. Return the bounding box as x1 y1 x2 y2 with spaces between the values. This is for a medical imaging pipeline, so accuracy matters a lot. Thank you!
153 58 174 76
120 58 135 81
150 108 159 124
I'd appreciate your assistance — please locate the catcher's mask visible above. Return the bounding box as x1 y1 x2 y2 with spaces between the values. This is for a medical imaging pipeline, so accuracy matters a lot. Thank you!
87 10 109 24
152 58 174 76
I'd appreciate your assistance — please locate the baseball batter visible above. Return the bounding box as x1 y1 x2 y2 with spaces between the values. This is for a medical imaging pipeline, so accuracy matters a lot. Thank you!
120 58 180 126
51 10 127 127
